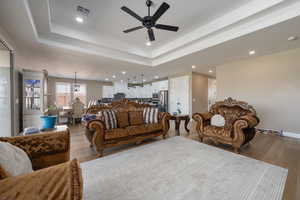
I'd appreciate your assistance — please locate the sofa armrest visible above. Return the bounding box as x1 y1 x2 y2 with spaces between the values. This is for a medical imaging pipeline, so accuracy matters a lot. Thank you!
88 120 106 154
159 112 171 133
0 130 70 170
192 112 213 132
238 114 260 128
0 159 83 200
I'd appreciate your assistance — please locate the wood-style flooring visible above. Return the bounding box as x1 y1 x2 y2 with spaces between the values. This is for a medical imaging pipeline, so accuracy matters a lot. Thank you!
69 121 300 200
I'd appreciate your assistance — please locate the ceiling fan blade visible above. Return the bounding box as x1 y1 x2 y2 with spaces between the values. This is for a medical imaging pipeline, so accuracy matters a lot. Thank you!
148 28 155 41
155 24 179 32
121 6 143 22
123 26 144 33
152 2 170 23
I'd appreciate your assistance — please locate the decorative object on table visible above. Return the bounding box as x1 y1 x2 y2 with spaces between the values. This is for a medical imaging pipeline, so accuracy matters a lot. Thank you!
169 115 190 136
121 0 179 42
193 97 260 153
23 127 40 135
176 102 182 114
40 116 57 130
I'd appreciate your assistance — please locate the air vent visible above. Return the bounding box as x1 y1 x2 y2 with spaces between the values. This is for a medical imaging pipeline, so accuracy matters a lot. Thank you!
77 6 90 16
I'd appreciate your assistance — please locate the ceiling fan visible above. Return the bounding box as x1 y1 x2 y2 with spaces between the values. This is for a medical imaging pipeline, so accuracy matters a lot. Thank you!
121 0 179 42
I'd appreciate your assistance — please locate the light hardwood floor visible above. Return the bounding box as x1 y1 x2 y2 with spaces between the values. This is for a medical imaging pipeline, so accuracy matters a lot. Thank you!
69 121 300 200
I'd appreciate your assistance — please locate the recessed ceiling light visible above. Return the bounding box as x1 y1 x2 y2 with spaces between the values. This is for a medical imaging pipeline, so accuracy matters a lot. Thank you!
288 36 298 41
143 79 146 82
122 71 126 75
105 78 109 81
192 65 196 69
112 75 116 78
146 41 152 46
75 16 84 23
154 75 159 79
209 70 213 73
249 50 256 55
121 80 124 82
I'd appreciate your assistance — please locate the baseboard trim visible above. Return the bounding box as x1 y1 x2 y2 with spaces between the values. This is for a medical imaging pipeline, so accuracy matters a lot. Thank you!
282 131 300 139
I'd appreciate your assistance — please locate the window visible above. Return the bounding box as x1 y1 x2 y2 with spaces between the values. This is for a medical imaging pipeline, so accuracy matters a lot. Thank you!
55 82 87 107
55 82 71 107
73 83 87 104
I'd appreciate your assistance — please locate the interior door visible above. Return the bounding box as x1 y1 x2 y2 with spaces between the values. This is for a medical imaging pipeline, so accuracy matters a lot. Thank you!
0 40 13 137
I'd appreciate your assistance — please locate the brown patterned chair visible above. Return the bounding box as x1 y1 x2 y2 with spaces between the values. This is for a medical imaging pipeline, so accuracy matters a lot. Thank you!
84 100 171 157
0 130 83 200
0 130 70 170
193 98 259 153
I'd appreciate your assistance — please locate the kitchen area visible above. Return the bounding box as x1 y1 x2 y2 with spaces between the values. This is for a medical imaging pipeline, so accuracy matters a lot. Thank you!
101 79 169 112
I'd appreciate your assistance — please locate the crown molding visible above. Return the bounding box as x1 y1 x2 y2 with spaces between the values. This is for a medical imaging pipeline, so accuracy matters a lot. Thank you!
24 0 300 67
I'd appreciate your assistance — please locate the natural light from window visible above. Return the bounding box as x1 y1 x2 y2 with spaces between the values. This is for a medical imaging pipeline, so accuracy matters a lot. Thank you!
55 82 87 107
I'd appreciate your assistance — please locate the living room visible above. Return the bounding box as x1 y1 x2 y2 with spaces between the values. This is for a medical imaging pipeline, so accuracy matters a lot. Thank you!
0 0 300 200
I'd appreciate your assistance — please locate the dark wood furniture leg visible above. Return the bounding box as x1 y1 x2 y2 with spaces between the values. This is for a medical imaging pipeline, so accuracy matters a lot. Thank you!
184 117 190 134
175 118 181 136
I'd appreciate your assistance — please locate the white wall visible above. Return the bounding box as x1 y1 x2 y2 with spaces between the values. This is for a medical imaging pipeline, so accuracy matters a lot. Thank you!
169 75 190 115
191 73 209 114
0 50 11 137
217 48 300 134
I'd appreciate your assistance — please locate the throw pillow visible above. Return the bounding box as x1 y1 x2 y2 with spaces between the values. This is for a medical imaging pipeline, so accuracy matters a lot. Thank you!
116 112 129 128
211 114 226 127
0 142 33 177
129 111 144 126
143 107 159 124
98 110 117 130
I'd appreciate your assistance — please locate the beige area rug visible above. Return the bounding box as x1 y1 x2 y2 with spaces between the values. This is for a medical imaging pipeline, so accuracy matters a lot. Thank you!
81 136 287 200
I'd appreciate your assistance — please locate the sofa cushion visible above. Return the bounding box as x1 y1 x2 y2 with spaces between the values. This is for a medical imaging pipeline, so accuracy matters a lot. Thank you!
116 112 129 128
143 107 159 124
129 111 144 126
203 126 231 138
98 110 117 130
0 142 33 178
105 128 129 140
127 123 163 136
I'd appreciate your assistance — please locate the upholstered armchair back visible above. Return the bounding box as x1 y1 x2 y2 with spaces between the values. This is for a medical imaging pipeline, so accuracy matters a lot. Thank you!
209 98 257 131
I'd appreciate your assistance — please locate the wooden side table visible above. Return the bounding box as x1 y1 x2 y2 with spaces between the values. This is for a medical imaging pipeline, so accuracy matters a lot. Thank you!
169 115 190 136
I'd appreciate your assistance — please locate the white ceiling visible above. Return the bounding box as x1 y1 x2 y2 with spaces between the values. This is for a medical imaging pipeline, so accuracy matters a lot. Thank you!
49 0 248 49
0 0 300 81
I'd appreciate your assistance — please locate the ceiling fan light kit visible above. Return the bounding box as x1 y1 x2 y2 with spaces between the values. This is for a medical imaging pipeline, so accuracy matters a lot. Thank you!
121 0 179 42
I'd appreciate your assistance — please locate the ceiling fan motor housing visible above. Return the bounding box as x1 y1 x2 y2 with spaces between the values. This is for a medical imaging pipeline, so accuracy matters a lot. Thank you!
143 16 154 28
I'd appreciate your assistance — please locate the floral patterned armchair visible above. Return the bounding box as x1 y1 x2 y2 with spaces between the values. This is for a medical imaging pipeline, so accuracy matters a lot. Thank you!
193 98 259 153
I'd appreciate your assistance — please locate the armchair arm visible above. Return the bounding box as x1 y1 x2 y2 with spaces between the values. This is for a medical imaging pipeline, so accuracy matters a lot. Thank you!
0 130 70 170
87 119 106 154
192 112 213 132
239 114 260 128
232 114 260 146
0 159 83 200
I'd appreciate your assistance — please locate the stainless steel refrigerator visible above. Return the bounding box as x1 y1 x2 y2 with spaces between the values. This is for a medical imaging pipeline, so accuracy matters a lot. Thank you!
158 90 168 112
